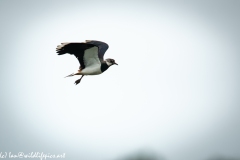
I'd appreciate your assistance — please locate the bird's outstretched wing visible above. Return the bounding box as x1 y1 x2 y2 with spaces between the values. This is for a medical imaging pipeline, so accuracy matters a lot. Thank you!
85 40 109 62
56 42 98 70
56 41 109 69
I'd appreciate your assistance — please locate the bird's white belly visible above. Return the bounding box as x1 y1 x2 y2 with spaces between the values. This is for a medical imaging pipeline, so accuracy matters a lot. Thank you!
80 65 102 75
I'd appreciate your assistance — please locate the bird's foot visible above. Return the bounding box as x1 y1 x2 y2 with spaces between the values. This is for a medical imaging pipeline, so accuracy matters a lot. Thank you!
74 79 81 85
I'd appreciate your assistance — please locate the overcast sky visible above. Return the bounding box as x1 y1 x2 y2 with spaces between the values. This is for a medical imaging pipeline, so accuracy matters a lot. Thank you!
0 0 240 160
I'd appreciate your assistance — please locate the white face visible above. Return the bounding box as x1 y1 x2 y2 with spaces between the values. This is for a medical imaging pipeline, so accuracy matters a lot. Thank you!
106 60 112 66
106 59 116 66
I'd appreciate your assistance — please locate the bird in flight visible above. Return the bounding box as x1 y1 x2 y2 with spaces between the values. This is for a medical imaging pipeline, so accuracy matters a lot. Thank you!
56 40 118 85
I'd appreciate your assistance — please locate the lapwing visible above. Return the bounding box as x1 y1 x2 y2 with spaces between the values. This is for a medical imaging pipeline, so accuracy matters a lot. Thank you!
56 40 118 85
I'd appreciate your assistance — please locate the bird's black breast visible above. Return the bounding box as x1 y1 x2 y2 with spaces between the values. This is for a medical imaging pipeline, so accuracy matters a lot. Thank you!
101 62 109 73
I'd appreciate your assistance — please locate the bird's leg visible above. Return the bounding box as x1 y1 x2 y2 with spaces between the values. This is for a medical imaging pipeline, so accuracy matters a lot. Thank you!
74 75 84 85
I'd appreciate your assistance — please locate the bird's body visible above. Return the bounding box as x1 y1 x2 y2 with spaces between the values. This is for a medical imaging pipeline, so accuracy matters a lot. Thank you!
56 40 117 85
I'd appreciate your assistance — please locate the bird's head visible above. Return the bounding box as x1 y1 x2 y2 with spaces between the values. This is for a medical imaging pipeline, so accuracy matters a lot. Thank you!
105 58 118 66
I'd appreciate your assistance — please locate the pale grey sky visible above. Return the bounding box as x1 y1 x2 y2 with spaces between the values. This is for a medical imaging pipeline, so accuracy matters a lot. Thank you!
0 0 240 160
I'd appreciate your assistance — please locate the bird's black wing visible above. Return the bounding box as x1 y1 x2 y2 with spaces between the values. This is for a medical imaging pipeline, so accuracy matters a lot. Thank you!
85 40 109 61
56 43 95 70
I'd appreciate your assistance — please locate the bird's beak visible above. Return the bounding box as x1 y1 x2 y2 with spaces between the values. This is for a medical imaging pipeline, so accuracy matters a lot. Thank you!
114 62 118 65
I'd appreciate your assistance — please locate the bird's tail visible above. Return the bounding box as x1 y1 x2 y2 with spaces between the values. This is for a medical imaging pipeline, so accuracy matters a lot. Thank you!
65 73 75 78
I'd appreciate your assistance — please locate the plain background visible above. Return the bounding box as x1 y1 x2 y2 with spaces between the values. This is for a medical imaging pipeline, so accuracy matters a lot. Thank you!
0 0 240 160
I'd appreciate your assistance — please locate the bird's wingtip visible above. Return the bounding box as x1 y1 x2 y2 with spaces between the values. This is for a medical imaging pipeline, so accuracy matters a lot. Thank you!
56 42 70 51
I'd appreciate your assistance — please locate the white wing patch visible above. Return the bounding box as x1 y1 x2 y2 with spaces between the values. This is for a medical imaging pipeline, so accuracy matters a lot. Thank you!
83 46 100 67
80 46 102 75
